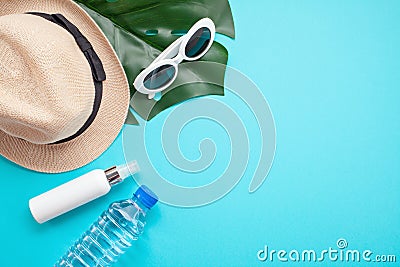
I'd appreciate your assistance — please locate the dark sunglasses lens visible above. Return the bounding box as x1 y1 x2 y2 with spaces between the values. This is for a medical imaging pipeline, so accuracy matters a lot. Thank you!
185 27 211 58
143 64 176 90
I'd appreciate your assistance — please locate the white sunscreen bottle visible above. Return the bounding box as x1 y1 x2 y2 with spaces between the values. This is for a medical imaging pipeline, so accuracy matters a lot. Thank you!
29 161 139 224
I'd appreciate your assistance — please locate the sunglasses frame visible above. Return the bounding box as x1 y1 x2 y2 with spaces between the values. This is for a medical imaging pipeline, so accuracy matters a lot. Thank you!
133 18 216 99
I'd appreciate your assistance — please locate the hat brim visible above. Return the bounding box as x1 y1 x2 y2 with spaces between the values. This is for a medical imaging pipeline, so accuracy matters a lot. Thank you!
0 0 130 173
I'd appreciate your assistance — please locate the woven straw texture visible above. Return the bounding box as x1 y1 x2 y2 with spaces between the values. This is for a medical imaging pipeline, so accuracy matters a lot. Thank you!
0 0 130 173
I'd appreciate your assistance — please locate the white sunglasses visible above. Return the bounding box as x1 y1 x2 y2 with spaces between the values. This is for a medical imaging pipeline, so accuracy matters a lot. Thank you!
133 18 216 99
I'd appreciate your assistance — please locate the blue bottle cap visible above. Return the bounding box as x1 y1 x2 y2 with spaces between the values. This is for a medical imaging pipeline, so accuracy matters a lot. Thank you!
134 185 158 209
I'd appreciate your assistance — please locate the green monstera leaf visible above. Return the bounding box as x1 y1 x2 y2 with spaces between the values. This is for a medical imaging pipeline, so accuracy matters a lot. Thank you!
75 0 235 123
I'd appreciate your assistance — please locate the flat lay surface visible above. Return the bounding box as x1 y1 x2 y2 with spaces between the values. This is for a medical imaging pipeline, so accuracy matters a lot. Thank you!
1 1 399 266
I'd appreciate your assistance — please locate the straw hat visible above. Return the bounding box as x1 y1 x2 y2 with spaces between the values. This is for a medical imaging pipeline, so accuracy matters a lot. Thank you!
0 0 130 173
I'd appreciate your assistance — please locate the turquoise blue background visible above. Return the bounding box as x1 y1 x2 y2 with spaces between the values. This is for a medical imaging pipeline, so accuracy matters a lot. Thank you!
1 0 399 266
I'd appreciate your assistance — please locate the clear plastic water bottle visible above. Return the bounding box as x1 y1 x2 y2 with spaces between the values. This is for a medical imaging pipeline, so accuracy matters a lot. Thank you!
55 185 158 267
